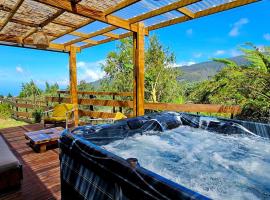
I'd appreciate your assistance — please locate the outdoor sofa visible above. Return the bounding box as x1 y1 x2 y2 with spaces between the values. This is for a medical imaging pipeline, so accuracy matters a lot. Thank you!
0 135 23 192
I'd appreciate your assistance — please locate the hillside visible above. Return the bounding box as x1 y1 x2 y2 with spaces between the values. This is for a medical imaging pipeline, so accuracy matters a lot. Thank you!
177 56 249 82
89 56 249 87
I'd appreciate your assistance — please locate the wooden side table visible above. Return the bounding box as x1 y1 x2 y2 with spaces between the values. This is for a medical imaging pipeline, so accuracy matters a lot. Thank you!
24 127 64 153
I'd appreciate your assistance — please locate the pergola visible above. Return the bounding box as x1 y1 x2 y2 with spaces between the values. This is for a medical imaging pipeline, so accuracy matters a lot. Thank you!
0 0 260 126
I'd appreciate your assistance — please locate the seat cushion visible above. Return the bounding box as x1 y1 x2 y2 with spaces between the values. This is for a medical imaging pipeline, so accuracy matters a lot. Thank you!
0 136 20 173
44 116 66 122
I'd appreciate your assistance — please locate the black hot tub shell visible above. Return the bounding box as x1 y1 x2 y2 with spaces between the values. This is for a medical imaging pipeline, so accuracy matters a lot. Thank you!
59 112 270 200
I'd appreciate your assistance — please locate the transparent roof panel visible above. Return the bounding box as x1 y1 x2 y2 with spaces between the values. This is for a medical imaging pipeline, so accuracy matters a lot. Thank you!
76 21 110 34
113 0 181 19
143 11 183 27
187 0 237 13
53 35 79 44
91 35 108 41
111 28 129 35
76 42 88 46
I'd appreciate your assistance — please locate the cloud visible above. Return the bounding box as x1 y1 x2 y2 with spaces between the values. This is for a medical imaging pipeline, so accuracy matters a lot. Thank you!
263 33 270 41
77 60 106 82
35 78 69 87
229 18 249 37
15 66 24 73
214 50 226 56
172 61 196 67
186 29 193 36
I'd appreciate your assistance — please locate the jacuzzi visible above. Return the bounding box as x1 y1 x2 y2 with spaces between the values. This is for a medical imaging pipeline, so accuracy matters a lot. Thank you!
59 112 270 200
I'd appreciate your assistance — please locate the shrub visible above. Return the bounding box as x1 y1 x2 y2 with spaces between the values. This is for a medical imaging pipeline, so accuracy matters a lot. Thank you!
32 109 43 123
0 103 11 119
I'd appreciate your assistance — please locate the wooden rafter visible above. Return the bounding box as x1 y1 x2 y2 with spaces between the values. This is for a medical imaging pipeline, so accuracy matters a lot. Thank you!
80 32 132 49
64 26 117 46
34 0 138 32
50 0 139 44
177 7 195 18
129 0 200 23
63 0 197 46
148 0 260 31
80 0 260 50
22 10 65 42
0 0 260 51
0 0 24 32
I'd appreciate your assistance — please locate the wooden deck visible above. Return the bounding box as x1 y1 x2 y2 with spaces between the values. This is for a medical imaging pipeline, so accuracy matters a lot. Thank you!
0 124 60 200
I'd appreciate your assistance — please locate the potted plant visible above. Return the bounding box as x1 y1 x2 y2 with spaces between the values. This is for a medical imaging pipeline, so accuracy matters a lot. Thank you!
32 108 43 123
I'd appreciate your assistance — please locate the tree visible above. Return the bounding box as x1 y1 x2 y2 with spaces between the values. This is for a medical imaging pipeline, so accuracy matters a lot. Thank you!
19 80 42 104
77 80 95 91
44 82 59 95
187 44 270 122
101 35 182 103
7 93 13 98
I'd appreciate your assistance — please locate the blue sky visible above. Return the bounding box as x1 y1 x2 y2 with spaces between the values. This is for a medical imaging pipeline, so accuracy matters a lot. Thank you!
0 0 270 96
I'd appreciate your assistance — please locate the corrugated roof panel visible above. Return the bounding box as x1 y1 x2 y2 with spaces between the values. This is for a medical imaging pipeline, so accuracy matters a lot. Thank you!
76 21 110 34
53 35 79 44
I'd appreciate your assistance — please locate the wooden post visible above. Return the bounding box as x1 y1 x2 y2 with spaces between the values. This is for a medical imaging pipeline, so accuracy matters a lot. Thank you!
133 22 145 117
69 46 79 126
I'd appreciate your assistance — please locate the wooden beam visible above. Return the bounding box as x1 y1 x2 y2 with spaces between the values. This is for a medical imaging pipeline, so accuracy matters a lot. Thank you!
148 0 260 31
75 0 197 49
133 22 145 116
69 46 79 126
51 0 141 42
129 0 200 24
71 0 196 48
102 32 119 39
80 32 132 49
34 0 138 32
177 7 195 18
72 31 120 40
22 10 65 42
64 25 117 46
0 0 24 31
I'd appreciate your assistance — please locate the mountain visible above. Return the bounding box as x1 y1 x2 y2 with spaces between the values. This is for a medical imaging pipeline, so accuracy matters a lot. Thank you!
89 56 249 87
177 56 249 82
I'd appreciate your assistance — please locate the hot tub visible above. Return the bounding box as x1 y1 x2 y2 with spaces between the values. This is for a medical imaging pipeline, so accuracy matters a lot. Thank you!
59 112 270 200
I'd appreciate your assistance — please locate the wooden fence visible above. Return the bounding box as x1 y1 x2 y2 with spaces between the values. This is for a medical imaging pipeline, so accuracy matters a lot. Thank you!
0 90 242 121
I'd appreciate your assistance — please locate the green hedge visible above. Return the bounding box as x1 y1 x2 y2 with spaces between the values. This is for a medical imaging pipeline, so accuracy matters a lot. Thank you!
0 103 11 119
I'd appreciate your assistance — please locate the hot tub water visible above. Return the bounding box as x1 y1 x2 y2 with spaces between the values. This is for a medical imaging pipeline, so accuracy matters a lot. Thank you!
103 125 270 200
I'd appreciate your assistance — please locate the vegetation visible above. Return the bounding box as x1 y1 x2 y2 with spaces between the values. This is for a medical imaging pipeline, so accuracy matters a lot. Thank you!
0 103 11 119
32 109 43 123
101 35 182 103
2 37 268 123
187 44 270 122
0 118 27 129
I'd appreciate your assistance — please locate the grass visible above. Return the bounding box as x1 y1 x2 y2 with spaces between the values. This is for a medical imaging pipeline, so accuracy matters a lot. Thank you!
0 118 28 129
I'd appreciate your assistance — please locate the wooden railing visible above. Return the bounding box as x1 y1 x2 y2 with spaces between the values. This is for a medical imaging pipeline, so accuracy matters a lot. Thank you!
0 91 242 121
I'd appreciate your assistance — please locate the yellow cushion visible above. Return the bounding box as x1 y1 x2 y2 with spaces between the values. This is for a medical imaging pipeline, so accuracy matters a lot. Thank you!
52 104 74 119
114 112 127 120
44 116 66 122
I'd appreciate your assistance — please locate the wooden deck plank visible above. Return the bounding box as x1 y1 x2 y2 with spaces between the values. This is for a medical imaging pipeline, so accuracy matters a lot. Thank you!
0 124 61 200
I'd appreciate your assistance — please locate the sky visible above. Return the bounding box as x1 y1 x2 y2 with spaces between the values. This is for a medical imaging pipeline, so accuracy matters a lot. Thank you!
0 0 270 96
